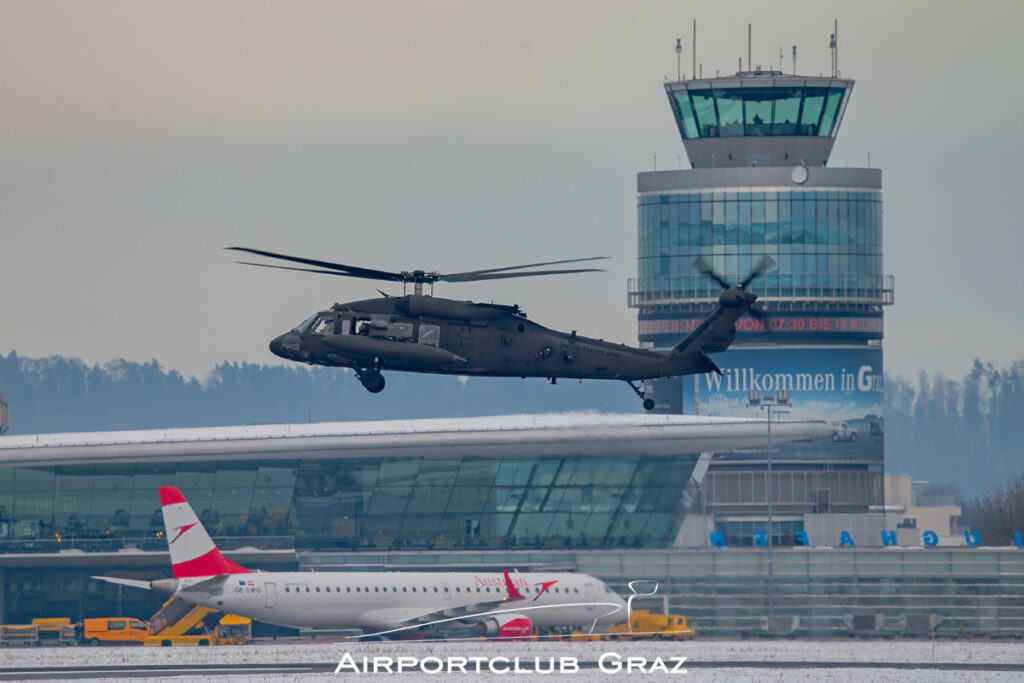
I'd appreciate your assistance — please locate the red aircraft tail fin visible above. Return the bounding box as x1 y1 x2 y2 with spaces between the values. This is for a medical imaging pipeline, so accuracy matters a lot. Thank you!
502 569 525 601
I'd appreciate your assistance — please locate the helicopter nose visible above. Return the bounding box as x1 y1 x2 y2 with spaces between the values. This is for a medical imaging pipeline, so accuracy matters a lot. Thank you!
269 332 301 359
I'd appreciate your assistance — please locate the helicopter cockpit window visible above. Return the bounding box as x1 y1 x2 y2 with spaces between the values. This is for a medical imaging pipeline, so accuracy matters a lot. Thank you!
297 314 321 334
418 324 440 347
310 318 332 335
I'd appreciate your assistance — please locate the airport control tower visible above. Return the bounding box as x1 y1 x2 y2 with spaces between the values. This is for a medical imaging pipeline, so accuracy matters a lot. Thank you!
632 66 894 545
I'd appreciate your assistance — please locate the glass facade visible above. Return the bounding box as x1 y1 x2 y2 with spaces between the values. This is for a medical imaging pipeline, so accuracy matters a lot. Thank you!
634 190 887 305
580 549 1024 638
669 84 849 139
0 453 700 552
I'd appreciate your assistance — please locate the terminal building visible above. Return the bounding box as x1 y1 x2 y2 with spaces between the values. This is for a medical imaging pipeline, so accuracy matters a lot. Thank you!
0 414 1021 638
630 68 894 547
0 413 821 626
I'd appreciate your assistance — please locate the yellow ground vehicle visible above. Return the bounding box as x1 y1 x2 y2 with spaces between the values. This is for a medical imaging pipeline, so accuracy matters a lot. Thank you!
569 610 696 641
609 610 695 640
143 597 250 646
83 617 150 645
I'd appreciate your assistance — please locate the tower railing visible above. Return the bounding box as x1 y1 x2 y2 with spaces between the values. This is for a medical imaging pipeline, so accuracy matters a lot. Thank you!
628 273 894 307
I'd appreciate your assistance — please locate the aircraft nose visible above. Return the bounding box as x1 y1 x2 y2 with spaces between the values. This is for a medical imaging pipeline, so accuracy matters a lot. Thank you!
269 336 284 357
269 332 300 359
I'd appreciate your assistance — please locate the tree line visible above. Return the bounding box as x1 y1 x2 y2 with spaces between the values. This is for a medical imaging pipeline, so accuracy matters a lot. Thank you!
885 359 1024 496
0 350 634 434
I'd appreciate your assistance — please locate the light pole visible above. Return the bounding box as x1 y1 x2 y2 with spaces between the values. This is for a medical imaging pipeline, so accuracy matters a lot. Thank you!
748 388 791 621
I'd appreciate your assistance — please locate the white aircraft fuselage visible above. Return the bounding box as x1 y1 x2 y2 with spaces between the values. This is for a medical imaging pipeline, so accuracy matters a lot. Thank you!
160 570 625 633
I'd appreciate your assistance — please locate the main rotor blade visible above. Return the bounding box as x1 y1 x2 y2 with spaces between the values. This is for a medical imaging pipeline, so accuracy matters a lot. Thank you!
740 256 777 290
233 261 361 277
442 267 606 283
227 247 403 282
444 256 609 280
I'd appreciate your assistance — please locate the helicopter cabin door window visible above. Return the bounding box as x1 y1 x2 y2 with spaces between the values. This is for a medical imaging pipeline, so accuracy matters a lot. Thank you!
418 324 440 347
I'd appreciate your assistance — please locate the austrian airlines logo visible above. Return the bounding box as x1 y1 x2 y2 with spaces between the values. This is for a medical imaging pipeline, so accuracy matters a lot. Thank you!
169 523 197 544
532 580 558 601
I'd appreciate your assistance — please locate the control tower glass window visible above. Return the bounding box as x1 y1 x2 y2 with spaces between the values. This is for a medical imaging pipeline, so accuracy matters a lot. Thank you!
691 91 718 137
714 89 744 136
669 82 850 140
771 89 801 135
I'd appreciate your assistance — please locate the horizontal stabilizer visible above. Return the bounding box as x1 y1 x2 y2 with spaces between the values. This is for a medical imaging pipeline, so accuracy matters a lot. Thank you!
92 576 152 591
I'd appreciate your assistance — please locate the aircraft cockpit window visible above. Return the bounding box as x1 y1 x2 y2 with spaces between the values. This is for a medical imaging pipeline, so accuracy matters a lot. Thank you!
310 318 332 335
419 324 440 347
296 314 321 334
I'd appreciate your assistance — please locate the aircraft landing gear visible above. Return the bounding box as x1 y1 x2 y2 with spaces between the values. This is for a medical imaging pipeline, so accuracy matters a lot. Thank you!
627 380 656 412
356 368 386 393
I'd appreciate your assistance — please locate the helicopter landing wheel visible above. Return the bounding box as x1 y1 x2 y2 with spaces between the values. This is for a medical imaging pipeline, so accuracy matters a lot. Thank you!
626 380 655 411
357 369 386 393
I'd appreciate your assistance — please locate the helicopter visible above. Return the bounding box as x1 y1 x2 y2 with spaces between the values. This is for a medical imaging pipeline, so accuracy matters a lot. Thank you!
229 247 772 411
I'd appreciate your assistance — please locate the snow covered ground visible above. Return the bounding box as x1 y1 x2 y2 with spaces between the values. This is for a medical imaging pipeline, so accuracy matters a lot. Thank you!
1 639 1022 681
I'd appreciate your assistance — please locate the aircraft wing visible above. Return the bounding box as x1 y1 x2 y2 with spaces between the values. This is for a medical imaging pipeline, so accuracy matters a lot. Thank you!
358 569 529 636
357 598 523 636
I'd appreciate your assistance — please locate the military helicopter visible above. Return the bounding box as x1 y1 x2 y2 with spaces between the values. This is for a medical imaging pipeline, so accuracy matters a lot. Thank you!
229 247 772 411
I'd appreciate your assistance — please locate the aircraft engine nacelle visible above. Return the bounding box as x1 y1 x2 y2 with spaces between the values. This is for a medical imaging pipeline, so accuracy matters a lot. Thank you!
396 295 511 321
475 613 532 639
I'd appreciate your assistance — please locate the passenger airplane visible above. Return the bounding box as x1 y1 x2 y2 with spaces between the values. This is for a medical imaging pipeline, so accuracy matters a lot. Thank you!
94 487 627 638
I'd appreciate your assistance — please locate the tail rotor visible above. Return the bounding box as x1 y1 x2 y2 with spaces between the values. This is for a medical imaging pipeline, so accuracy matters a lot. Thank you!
695 256 775 328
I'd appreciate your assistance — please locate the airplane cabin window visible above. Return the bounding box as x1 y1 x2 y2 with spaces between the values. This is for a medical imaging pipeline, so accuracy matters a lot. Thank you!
316 587 320 592
374 587 379 592
355 587 360 592
403 587 407 592
285 587 290 593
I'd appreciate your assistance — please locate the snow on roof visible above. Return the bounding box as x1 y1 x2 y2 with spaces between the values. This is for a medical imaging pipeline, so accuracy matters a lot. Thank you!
0 412 830 466
2 412 778 448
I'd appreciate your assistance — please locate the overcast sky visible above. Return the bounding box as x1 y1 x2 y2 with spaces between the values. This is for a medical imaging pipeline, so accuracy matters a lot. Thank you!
2 0 1022 381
